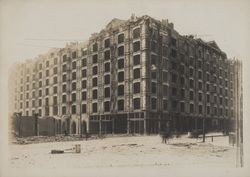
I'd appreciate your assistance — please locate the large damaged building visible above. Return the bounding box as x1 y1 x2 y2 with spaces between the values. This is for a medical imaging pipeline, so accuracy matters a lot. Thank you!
9 15 242 135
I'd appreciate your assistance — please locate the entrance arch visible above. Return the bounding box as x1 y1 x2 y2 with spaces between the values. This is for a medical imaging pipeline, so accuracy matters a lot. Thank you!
71 121 76 134
81 121 87 134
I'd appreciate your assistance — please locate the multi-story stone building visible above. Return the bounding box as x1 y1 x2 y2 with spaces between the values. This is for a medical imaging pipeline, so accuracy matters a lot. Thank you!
9 15 242 135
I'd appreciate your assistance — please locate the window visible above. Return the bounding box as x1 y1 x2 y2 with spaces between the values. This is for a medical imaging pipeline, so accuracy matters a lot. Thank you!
133 68 140 79
198 82 202 90
104 63 110 72
104 38 110 48
171 74 177 83
72 82 76 91
151 41 157 53
118 46 124 56
189 68 194 77
26 93 29 99
151 71 156 79
206 73 210 81
45 98 49 106
180 77 185 86
39 72 42 79
118 59 124 69
53 77 57 84
45 107 49 116
198 60 202 68
151 82 157 94
39 99 42 106
53 86 57 94
172 87 177 96
82 91 87 100
82 80 87 89
163 72 168 82
171 49 177 58
180 65 185 74
54 58 58 65
104 87 110 98
190 104 194 113
62 106 66 115
72 72 76 80
118 33 124 43
198 71 202 79
92 78 97 87
82 58 87 67
118 72 124 82
199 105 203 114
118 100 124 111
133 98 140 109
46 61 49 67
133 82 140 94
32 91 35 97
171 37 177 46
63 55 67 62
63 65 67 72
133 28 140 39
219 97 223 105
82 69 87 77
104 101 110 112
172 100 177 110
92 90 98 99
82 104 87 113
39 90 42 97
62 75 67 82
207 106 210 114
39 63 42 70
151 55 156 65
163 100 168 110
72 93 76 102
45 88 49 95
180 89 185 99
133 41 140 52
72 61 77 69
163 85 168 97
206 94 210 102
189 91 194 100
104 75 110 85
93 54 98 63
53 67 57 75
206 83 210 91
189 79 194 88
45 70 49 77
180 102 185 112
151 98 157 110
62 95 66 103
133 55 140 65
104 50 110 60
82 49 87 56
92 103 97 113
53 96 57 104
198 93 202 101
71 105 76 114
162 46 168 57
72 51 77 59
118 85 124 96
93 43 98 52
92 66 98 75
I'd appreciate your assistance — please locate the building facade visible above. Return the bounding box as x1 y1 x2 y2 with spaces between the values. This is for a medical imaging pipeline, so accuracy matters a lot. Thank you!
9 15 242 135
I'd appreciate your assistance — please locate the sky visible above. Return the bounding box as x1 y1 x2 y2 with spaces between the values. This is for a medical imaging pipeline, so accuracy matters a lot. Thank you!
0 0 250 174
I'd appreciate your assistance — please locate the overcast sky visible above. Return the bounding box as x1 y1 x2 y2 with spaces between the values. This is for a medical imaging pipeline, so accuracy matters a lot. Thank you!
1 0 250 172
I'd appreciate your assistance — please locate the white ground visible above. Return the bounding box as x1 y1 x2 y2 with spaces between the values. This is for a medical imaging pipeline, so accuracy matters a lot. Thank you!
7 134 238 177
